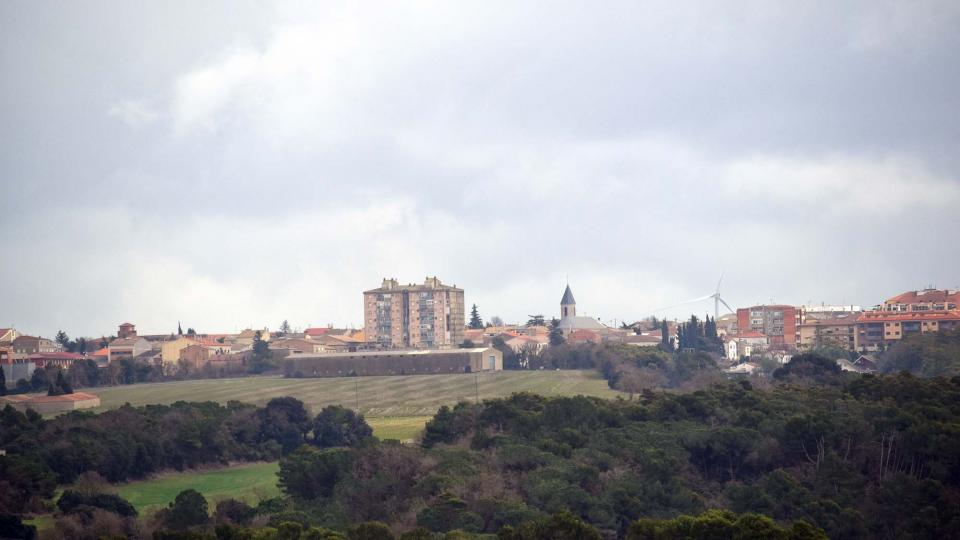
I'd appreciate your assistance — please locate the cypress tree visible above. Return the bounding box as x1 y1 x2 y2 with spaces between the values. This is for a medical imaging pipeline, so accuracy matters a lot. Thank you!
0 365 6 396
57 369 73 394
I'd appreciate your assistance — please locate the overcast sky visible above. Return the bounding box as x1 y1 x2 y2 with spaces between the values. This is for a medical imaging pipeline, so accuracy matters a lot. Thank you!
2 1 959 338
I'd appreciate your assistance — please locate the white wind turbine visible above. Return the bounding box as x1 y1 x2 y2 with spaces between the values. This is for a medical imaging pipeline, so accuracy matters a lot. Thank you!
655 273 735 320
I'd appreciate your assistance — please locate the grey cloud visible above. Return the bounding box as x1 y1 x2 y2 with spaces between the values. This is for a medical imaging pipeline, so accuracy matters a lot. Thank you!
1 1 958 336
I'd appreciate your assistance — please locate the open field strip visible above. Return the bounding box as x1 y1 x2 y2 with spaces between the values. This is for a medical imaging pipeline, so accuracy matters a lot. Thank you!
115 461 281 514
91 370 619 417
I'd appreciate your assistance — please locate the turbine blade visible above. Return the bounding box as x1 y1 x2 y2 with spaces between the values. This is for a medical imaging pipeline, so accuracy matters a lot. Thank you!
652 294 714 312
719 297 736 314
716 271 725 294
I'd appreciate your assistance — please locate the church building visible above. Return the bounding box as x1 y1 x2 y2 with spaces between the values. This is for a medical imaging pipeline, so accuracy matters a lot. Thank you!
556 284 608 333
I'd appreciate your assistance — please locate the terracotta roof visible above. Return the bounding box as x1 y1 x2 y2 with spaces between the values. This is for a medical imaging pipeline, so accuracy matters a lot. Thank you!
736 331 768 339
92 348 109 356
568 329 601 342
857 310 960 323
304 328 331 337
119 322 135 327
885 289 960 305
29 352 82 360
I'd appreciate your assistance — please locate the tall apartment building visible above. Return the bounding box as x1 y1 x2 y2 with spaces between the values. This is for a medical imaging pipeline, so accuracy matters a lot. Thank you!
364 277 465 349
736 305 799 347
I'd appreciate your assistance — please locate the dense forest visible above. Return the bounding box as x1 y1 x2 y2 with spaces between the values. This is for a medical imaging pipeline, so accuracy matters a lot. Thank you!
3 330 960 539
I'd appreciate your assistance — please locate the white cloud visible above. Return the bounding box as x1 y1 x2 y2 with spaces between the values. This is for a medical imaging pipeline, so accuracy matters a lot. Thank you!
107 100 159 128
721 155 960 213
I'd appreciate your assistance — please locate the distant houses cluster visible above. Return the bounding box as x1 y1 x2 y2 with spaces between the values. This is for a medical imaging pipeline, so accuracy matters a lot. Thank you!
0 322 369 387
3 278 959 389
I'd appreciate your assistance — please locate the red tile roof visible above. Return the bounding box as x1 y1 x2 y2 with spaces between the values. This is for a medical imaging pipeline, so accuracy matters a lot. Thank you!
304 328 331 337
857 310 960 323
885 289 960 305
28 352 83 360
567 329 601 343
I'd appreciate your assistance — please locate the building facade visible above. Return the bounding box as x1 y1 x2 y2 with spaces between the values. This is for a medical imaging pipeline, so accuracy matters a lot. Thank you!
856 289 960 351
108 337 152 363
856 310 960 350
10 335 61 356
736 305 798 347
796 313 860 352
363 277 465 349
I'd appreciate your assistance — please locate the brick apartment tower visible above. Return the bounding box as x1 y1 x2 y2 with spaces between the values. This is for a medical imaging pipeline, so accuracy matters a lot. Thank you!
736 305 799 347
364 277 465 349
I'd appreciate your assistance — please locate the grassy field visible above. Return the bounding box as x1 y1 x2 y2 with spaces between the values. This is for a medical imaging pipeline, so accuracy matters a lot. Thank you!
90 370 618 440
25 462 281 530
116 461 281 514
92 370 617 415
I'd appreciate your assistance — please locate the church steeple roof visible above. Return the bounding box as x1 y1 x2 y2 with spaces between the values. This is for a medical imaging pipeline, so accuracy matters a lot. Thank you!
560 284 576 305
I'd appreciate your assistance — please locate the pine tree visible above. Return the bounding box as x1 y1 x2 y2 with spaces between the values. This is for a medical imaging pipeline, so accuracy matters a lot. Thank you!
178 322 183 335
55 330 70 350
469 304 484 329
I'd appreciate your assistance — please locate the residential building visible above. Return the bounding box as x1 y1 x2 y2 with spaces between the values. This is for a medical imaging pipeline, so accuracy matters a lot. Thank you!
504 334 548 354
161 336 201 365
270 338 330 355
1 345 35 386
30 352 83 369
736 305 798 347
623 334 662 347
11 335 61 356
796 313 860 351
878 288 960 312
363 277 465 349
179 344 211 370
108 337 152 363
856 310 960 351
725 332 769 359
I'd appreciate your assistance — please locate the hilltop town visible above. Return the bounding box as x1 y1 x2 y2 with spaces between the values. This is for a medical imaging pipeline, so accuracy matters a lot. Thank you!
3 277 958 411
